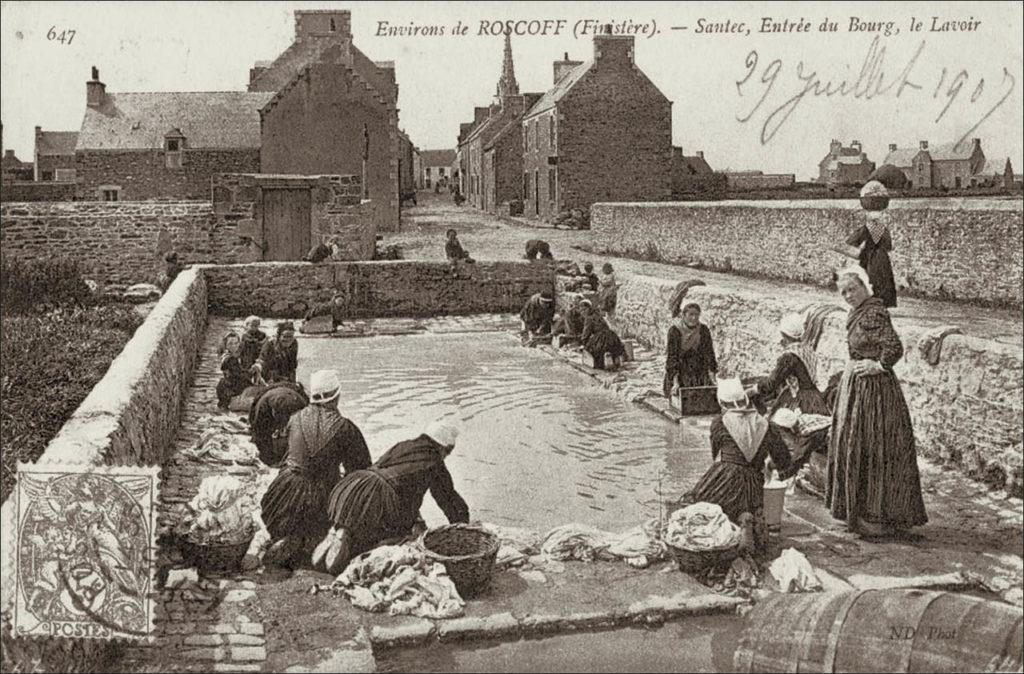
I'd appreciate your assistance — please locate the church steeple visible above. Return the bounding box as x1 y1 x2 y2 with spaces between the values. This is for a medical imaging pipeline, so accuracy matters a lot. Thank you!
495 32 519 102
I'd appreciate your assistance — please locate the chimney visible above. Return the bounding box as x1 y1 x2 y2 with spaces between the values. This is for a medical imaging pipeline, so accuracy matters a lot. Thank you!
888 143 897 152
87 66 106 108
474 107 489 125
696 151 704 159
553 52 584 84
4 149 15 159
374 61 398 102
972 138 981 150
830 139 841 157
593 28 634 66
919 140 929 150
851 139 862 152
294 10 351 40
249 65 267 87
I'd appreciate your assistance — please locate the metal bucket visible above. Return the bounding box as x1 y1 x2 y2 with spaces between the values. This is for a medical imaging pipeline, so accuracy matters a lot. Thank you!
763 483 786 531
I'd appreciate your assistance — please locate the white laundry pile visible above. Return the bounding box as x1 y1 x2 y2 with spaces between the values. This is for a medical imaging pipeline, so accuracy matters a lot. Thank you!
331 544 465 619
663 503 741 551
184 429 257 465
482 523 542 568
768 548 822 593
182 475 255 545
539 521 666 568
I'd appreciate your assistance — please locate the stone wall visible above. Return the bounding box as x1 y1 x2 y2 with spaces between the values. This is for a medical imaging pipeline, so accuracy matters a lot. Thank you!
0 201 216 288
609 271 1023 497
590 199 1024 308
1 268 208 610
202 260 553 317
0 180 77 202
76 149 261 201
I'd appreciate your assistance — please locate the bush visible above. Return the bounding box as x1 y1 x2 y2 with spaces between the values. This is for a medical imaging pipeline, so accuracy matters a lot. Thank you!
0 306 140 504
0 254 92 315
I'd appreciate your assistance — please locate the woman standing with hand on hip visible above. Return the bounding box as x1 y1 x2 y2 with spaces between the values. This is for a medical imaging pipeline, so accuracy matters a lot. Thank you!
828 266 926 538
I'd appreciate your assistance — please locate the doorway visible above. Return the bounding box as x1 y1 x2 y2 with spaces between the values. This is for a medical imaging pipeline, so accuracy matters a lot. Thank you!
262 188 312 261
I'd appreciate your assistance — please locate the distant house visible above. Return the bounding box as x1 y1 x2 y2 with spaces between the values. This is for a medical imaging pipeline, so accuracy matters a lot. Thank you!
420 149 456 189
251 10 401 231
972 157 1016 190
520 30 673 220
818 139 875 186
882 139 986 189
76 68 270 201
671 147 726 199
1 149 33 182
34 127 78 182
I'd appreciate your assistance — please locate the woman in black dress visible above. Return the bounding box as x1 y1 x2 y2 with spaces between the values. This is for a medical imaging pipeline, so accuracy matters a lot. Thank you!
663 302 718 398
677 379 793 551
314 420 470 574
239 316 267 372
253 321 299 383
249 382 309 466
261 370 372 568
216 332 248 410
828 266 926 537
580 299 626 370
843 180 897 308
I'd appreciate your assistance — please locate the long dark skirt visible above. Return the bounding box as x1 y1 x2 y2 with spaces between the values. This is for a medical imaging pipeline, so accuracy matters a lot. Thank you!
260 468 335 541
326 470 405 555
585 330 625 359
680 461 764 524
216 377 247 407
827 369 927 529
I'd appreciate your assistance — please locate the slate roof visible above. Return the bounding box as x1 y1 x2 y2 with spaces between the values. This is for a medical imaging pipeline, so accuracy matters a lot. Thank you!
78 91 274 150
883 141 979 167
36 131 79 156
484 119 520 151
524 60 593 118
420 149 455 167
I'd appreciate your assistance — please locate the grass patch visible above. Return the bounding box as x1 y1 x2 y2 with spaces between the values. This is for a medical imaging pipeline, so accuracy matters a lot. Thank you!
1 303 142 504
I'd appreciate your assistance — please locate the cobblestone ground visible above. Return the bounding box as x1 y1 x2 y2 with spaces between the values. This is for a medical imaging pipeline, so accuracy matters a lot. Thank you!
391 192 1023 347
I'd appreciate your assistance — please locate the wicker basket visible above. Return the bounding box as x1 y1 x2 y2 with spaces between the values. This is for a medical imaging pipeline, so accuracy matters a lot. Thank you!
419 524 500 598
178 531 254 574
666 542 740 575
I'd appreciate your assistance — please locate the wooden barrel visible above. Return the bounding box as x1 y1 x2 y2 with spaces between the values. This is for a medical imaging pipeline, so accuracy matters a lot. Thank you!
734 589 1023 673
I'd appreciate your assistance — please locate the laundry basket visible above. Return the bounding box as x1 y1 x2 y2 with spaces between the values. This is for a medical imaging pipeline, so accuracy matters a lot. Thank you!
178 530 254 574
419 524 500 598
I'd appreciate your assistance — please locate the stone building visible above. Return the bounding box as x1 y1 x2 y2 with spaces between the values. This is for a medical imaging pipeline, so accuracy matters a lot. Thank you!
671 147 726 200
34 127 78 182
521 30 673 220
1 149 33 182
458 34 543 213
882 138 986 189
251 10 401 232
398 130 416 200
76 68 269 201
818 139 875 186
420 149 456 190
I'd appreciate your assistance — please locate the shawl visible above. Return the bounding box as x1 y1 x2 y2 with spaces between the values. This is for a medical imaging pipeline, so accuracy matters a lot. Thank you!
783 341 819 388
722 410 769 464
864 211 891 245
674 318 703 355
295 405 345 460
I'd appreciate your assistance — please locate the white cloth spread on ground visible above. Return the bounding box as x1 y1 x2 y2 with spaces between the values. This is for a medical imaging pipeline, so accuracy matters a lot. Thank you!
663 503 741 551
482 523 542 568
184 429 257 464
768 548 822 593
538 521 665 567
331 544 465 619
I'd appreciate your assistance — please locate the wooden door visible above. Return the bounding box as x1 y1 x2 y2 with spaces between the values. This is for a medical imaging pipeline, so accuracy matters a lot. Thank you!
262 189 311 261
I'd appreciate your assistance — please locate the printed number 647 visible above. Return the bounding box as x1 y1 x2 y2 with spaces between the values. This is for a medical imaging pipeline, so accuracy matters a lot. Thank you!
47 27 76 44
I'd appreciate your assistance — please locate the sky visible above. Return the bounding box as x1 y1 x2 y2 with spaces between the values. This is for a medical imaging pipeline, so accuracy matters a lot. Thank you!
2 0 1022 180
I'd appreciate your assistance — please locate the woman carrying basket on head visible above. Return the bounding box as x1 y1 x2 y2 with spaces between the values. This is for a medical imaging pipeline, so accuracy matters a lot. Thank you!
313 420 470 575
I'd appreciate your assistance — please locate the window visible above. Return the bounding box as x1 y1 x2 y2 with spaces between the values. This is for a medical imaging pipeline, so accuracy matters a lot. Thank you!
99 186 121 201
548 167 557 203
164 135 184 169
42 171 54 181
439 168 446 176
954 177 961 188
523 172 531 197
329 17 337 32
549 115 555 148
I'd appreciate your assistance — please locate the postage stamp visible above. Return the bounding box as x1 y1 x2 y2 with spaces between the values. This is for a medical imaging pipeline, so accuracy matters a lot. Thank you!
13 463 159 640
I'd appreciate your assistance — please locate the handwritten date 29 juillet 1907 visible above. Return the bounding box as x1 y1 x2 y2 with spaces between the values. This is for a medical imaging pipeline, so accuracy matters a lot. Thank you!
736 36 1015 149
